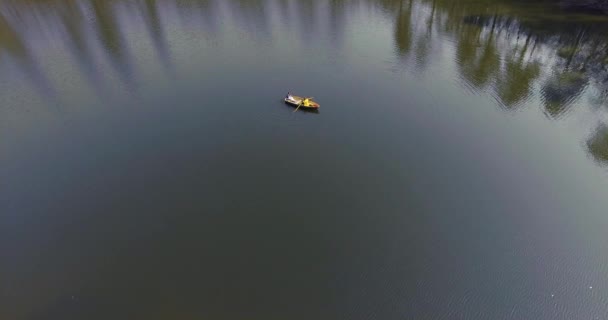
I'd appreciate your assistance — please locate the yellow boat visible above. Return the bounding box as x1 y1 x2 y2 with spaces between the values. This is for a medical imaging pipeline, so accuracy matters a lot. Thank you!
284 94 320 109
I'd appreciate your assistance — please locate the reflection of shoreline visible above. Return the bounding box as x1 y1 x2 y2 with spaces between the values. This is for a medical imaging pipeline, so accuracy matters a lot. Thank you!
392 0 608 115
2 0 606 109
1 0 607 163
560 0 608 14
0 0 179 102
141 0 173 75
61 1 108 100
388 0 608 166
91 1 137 91
0 10 56 101
588 124 608 165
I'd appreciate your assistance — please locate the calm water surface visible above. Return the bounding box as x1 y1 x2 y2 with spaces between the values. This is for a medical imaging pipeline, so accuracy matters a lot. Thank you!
2 0 608 319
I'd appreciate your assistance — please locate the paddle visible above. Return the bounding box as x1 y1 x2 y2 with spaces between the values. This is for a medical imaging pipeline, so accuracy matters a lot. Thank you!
293 100 303 112
293 97 313 113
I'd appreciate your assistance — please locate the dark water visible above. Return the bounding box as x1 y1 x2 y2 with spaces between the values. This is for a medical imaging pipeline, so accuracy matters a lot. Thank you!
2 0 608 319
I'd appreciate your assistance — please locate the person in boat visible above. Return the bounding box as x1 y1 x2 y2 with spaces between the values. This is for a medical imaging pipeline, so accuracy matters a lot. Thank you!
286 92 294 101
302 98 310 106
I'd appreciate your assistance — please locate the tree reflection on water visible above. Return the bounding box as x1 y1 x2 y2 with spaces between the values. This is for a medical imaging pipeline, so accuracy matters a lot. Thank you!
390 0 608 164
1 0 608 165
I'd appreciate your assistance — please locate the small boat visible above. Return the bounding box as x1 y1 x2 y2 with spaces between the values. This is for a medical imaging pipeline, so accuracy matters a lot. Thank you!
284 94 320 109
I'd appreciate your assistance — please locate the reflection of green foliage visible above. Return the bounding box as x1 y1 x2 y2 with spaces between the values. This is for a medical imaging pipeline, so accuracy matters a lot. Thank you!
395 0 414 58
494 32 542 109
587 125 608 165
562 72 585 83
557 46 577 58
415 0 608 111
92 1 122 59
495 56 541 108
472 37 500 87
456 21 500 90
0 12 26 56
456 26 483 85
542 71 587 117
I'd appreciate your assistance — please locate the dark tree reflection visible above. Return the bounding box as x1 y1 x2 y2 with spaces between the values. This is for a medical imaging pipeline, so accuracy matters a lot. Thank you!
587 124 608 165
0 10 56 100
395 0 414 59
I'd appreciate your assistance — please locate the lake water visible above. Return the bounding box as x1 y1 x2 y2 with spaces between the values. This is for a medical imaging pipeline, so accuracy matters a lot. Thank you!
2 0 608 319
